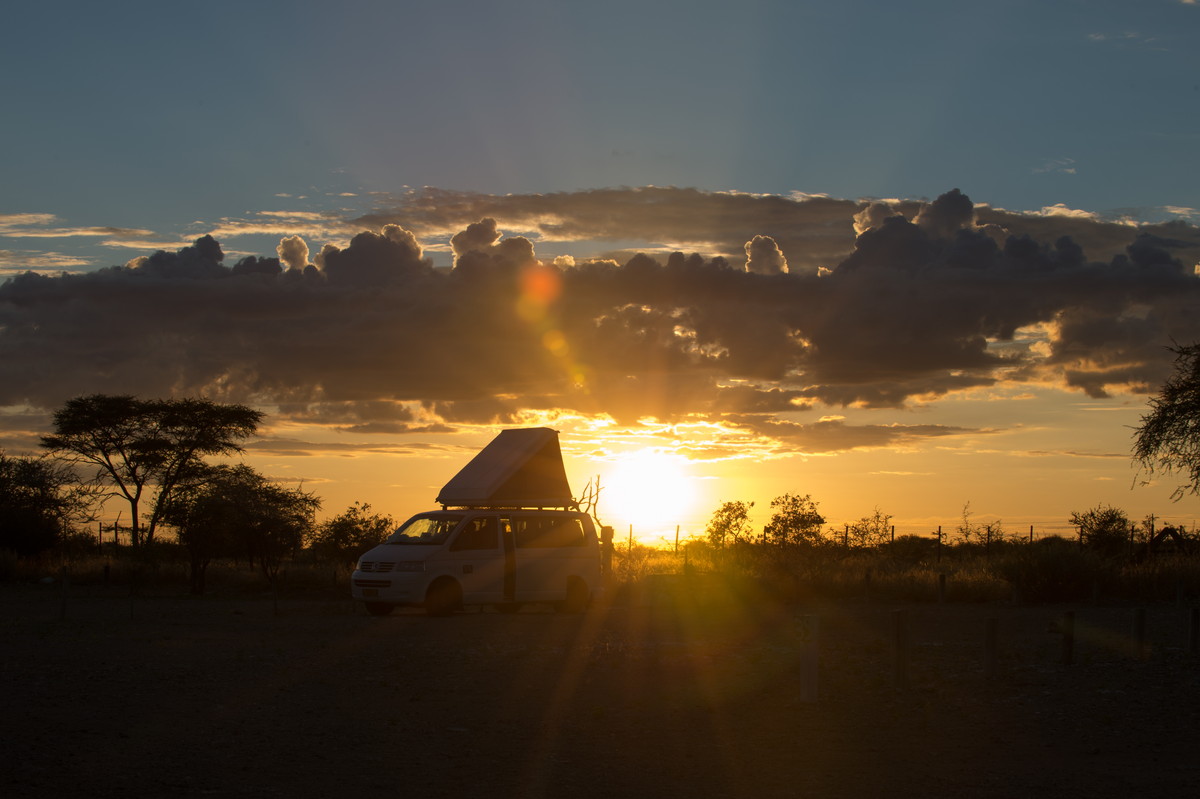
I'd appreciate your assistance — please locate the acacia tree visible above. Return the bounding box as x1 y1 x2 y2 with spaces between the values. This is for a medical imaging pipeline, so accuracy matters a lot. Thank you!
705 500 755 549
955 502 1006 546
160 465 244 593
40 395 263 548
0 451 93 556
162 464 319 591
847 507 893 549
763 493 825 548
1134 342 1200 500
1069 504 1131 558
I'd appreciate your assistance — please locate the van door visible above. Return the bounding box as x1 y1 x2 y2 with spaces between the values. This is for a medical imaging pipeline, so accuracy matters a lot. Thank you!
512 514 591 602
442 515 505 605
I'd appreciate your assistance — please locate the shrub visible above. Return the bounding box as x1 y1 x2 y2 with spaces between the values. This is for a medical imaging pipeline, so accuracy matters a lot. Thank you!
1070 504 1132 558
990 536 1108 602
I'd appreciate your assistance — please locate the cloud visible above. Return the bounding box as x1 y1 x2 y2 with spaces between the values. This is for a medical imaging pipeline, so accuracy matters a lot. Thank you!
1 249 93 277
356 186 1200 276
357 186 861 275
744 235 788 274
1032 158 1078 176
450 217 537 270
0 213 154 240
3 188 1200 457
205 210 356 241
276 235 311 271
320 225 431 286
724 415 984 453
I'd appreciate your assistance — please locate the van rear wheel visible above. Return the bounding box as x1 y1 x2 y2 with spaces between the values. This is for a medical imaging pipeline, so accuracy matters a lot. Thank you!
557 577 589 614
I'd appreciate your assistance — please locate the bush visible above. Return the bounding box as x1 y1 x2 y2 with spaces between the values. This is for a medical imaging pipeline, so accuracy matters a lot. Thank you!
881 534 939 564
307 502 394 564
1070 504 1132 559
990 536 1108 602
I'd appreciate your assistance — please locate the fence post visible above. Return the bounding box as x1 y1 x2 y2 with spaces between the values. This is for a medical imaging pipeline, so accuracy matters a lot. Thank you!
936 526 942 562
892 609 908 690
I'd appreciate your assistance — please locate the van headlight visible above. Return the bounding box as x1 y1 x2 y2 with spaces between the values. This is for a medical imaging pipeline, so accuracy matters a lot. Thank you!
396 561 425 572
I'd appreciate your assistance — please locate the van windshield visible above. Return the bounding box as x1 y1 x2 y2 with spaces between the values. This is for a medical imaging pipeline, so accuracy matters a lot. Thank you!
385 515 463 545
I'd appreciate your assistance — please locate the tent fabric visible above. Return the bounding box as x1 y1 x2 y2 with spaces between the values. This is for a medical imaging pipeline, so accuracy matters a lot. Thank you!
436 427 576 508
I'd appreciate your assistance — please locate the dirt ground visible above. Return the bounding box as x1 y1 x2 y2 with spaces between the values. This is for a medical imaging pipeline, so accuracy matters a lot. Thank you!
3 577 1200 798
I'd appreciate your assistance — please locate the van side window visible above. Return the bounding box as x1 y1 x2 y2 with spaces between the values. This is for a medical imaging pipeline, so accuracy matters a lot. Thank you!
513 516 586 548
450 517 498 551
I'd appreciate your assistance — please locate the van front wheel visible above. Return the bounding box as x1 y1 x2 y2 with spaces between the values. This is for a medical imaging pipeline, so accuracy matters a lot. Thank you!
425 578 462 617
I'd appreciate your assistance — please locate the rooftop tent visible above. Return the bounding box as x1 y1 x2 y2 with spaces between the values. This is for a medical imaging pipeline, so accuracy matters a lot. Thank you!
436 427 577 509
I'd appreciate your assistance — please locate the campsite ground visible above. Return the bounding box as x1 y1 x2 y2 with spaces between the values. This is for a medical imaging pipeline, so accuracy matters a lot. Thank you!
3 578 1199 798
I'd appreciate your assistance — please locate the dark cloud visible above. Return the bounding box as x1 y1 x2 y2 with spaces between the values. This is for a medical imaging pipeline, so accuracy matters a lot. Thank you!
3 188 1200 456
725 415 984 453
914 188 976 239
358 186 1200 275
449 217 538 273
321 224 431 286
360 186 861 274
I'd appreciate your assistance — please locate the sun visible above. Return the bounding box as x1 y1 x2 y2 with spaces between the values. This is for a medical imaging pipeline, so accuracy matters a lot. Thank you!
600 448 698 536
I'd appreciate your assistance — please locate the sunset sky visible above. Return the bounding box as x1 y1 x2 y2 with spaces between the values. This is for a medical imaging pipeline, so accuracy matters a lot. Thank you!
3 0 1200 541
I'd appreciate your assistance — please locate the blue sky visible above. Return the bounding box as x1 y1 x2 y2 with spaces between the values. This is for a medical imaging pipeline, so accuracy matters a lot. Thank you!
4 0 1197 271
3 0 1200 537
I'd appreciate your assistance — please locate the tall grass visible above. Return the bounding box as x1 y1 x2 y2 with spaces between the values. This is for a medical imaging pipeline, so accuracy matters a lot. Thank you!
616 537 1200 605
7 534 1200 605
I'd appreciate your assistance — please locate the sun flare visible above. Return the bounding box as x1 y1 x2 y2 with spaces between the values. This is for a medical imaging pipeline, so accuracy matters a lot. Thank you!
600 448 697 535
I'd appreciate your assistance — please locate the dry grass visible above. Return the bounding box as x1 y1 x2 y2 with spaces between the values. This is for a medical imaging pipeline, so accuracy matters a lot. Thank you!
7 537 1200 607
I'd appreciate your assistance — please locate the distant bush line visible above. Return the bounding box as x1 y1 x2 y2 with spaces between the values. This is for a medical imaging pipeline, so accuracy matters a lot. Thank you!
6 524 1200 607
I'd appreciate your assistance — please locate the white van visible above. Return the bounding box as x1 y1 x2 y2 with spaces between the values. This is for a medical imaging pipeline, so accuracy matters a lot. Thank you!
352 508 601 616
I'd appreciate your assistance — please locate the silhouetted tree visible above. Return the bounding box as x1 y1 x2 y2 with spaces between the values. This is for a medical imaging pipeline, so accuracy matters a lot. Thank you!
307 501 394 563
240 476 319 584
1133 342 1200 500
162 464 318 592
955 502 1006 546
705 500 755 549
40 395 262 548
763 494 825 547
1069 504 1131 558
847 507 893 549
0 451 91 557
